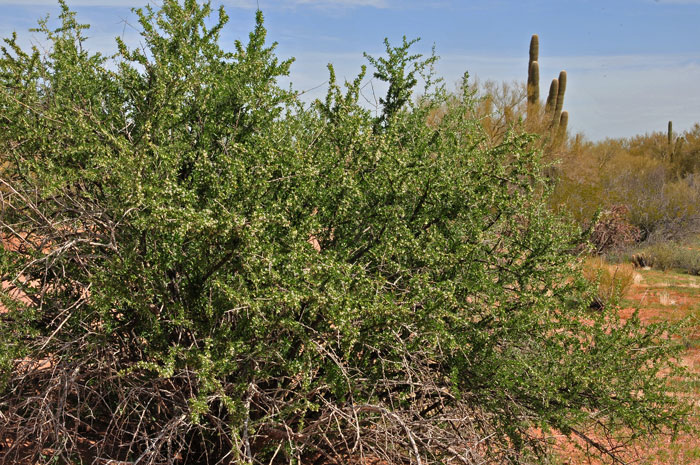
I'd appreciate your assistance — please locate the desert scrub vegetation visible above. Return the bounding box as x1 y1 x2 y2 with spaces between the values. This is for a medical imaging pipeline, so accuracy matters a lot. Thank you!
621 240 700 275
549 126 700 245
0 1 691 464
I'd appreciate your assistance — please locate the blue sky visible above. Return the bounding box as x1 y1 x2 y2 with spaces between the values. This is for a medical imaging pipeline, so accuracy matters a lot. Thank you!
0 0 699 140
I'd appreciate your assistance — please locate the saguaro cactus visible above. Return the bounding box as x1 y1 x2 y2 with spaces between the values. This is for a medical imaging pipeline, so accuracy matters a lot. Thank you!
526 34 568 139
667 120 684 162
527 35 540 111
667 120 674 161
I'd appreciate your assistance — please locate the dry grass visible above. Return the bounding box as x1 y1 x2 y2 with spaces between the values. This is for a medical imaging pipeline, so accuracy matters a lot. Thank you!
583 257 636 308
659 291 677 306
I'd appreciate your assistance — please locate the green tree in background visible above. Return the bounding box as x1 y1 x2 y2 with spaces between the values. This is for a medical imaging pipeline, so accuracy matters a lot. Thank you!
0 1 689 464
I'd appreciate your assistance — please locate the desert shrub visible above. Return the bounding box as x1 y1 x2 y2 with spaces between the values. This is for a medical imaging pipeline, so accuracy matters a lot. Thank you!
0 2 689 464
626 131 670 160
549 176 605 225
675 124 700 176
553 135 700 243
583 258 636 309
631 242 677 271
624 175 700 239
631 241 700 275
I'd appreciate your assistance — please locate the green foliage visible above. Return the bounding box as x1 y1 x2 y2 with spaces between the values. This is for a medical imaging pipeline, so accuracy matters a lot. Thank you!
364 36 438 131
0 2 689 464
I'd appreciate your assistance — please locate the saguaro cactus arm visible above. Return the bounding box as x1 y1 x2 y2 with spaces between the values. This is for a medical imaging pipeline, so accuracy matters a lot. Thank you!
551 70 567 128
545 78 558 116
556 111 569 143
